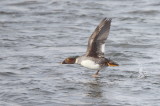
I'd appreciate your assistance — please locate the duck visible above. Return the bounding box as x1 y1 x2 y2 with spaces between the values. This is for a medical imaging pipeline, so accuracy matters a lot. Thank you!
61 18 119 77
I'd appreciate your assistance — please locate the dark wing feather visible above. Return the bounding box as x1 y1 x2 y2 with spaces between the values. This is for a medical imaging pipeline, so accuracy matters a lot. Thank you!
85 18 112 57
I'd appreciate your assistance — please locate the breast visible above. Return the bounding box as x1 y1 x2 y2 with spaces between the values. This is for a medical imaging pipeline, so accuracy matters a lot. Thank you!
80 60 101 70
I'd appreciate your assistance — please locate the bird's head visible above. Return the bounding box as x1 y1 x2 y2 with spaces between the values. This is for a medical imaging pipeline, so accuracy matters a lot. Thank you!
106 59 119 67
61 56 79 64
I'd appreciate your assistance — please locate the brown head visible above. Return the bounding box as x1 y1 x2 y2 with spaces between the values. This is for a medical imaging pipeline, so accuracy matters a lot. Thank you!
61 56 79 64
106 59 119 67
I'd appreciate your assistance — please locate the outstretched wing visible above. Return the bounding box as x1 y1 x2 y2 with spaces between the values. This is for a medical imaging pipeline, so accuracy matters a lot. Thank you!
85 18 112 57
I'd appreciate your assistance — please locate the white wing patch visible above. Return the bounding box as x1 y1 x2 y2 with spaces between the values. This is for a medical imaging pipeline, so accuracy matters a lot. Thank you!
101 44 105 53
81 60 101 70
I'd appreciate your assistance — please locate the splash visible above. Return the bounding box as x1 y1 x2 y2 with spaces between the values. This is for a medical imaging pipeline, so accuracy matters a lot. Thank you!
134 59 147 78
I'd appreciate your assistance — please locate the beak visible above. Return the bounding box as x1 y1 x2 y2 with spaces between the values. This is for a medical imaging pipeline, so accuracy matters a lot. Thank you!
107 62 119 67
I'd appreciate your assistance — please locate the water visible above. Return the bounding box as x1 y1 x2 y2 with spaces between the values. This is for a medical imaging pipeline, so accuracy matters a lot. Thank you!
0 0 160 105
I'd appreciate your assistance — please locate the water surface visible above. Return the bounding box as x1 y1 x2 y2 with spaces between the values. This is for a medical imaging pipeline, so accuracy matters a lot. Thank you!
0 0 160 105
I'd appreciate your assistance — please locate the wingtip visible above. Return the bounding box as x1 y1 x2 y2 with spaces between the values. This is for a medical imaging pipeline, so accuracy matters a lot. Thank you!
100 18 112 26
103 17 112 21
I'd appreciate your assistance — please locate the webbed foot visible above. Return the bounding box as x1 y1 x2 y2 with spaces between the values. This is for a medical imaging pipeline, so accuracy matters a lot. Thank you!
92 74 100 78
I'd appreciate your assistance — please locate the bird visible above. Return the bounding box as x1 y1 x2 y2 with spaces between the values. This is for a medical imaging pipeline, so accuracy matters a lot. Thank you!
61 18 119 77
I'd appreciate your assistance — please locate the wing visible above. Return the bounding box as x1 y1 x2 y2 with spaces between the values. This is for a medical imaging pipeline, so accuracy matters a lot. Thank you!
85 18 112 57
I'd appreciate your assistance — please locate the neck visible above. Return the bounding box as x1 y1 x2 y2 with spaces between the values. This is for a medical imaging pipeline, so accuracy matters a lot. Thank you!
75 57 79 64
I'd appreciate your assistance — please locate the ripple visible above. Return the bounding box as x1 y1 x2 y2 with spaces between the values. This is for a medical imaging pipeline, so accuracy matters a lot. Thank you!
127 10 160 15
0 11 19 15
19 67 30 70
9 1 40 6
0 72 17 76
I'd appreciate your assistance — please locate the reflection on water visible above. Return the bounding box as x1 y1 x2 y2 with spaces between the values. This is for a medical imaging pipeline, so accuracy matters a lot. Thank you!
87 79 103 98
0 0 160 105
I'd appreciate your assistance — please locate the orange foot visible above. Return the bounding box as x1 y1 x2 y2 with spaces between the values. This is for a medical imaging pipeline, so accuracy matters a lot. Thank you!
92 74 100 78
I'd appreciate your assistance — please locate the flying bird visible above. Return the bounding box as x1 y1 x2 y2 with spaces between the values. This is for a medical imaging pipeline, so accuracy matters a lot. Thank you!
62 18 119 77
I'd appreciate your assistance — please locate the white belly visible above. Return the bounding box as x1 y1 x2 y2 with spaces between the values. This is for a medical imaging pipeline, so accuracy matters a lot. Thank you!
80 60 101 70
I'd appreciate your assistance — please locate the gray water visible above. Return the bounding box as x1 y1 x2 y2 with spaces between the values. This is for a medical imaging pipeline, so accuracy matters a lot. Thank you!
0 0 160 106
